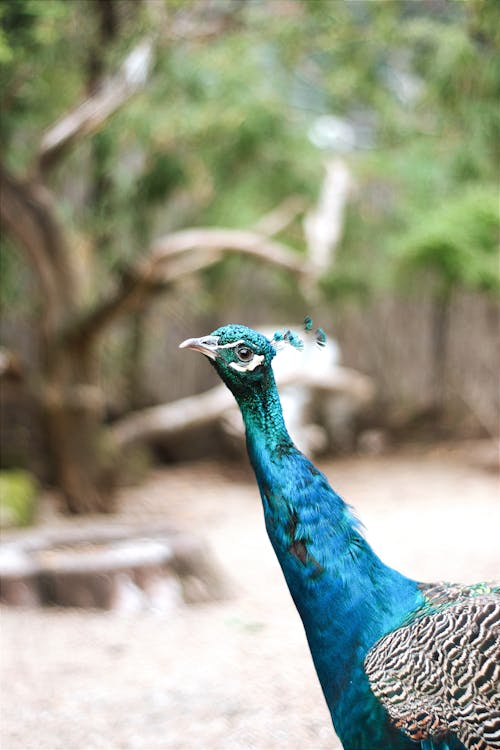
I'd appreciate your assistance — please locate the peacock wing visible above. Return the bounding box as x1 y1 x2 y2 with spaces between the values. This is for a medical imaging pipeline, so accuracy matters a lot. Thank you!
364 584 500 750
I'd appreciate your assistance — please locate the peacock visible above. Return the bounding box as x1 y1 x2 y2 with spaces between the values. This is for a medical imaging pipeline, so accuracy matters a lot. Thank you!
180 323 500 750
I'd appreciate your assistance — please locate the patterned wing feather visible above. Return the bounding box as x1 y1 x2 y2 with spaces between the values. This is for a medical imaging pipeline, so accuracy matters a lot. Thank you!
364 585 500 750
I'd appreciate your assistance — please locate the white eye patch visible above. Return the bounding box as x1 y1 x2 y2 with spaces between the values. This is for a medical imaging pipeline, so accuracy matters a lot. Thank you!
216 339 244 349
229 354 265 372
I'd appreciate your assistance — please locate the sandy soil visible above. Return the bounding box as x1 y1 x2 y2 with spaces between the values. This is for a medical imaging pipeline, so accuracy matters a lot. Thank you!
1 443 499 750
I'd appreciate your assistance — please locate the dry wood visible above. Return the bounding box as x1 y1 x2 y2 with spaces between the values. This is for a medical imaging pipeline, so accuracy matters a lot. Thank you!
304 158 351 272
38 39 154 173
64 229 307 347
112 385 232 448
150 227 307 273
112 366 374 449
252 195 306 237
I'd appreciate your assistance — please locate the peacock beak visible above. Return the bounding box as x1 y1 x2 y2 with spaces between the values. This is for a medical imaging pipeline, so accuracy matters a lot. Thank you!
179 335 220 360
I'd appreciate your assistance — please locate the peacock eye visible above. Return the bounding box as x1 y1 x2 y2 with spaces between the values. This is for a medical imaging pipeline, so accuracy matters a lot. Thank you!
236 345 253 362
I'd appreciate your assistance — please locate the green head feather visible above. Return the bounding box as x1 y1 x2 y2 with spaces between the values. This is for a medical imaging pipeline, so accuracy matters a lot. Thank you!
180 323 307 398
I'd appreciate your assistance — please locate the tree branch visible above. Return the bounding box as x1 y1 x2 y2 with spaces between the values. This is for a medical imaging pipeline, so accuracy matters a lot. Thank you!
111 366 374 450
62 228 307 348
112 384 232 448
252 195 306 237
37 39 154 174
303 158 351 272
0 164 75 333
149 227 307 272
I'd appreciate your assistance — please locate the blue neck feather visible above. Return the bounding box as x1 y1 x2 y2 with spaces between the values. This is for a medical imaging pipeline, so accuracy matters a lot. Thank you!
233 369 425 749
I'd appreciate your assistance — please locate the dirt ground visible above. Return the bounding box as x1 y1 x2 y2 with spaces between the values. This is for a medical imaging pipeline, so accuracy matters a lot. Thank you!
1 442 499 750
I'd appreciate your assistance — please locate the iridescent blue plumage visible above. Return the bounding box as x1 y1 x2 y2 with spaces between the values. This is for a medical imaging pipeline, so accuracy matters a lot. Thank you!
304 315 314 332
180 324 499 750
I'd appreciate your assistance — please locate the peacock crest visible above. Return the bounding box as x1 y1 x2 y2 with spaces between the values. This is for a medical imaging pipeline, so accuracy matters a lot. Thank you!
270 315 328 354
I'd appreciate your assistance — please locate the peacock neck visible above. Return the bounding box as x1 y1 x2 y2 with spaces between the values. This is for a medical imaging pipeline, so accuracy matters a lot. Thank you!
233 369 294 456
235 373 422 745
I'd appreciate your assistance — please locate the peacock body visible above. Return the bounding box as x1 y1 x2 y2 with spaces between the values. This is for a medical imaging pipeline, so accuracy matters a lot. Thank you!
180 324 500 750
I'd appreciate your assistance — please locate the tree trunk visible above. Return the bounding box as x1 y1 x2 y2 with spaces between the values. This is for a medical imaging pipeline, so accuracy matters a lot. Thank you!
43 398 115 514
126 307 148 411
40 336 117 513
1 164 117 513
2 146 311 514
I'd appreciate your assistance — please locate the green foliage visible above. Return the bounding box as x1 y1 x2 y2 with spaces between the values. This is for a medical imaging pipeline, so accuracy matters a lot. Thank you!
136 152 187 206
319 269 370 304
403 5 500 181
394 186 500 295
0 470 38 528
324 0 500 306
0 0 80 169
1 0 498 315
131 26 321 229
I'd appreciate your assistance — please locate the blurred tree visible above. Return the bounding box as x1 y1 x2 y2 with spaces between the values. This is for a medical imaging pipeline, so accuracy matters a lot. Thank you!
1 0 498 510
0 0 312 512
312 0 499 412
393 186 499 405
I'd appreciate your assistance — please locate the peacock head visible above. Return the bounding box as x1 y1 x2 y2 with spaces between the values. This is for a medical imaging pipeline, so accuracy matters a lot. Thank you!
179 324 278 393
